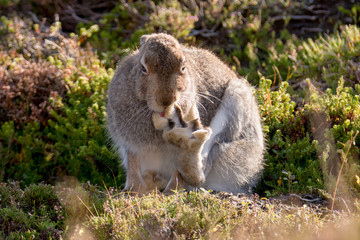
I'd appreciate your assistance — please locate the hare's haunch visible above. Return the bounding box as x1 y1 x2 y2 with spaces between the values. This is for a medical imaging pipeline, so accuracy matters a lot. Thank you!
106 33 264 195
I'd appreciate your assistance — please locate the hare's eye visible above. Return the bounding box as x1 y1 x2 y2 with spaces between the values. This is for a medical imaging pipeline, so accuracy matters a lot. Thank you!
180 65 186 73
140 64 148 74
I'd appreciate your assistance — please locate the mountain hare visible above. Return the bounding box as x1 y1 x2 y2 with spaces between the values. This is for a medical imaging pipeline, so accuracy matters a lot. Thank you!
107 33 264 194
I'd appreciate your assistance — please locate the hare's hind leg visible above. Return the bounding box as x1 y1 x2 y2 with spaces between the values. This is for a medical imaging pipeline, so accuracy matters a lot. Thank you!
164 124 211 187
202 79 264 194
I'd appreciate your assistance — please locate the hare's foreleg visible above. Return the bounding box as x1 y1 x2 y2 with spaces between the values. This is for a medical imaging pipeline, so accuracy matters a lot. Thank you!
124 151 168 195
123 151 147 194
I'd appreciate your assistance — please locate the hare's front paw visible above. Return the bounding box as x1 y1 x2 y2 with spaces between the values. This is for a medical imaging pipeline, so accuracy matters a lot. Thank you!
164 120 212 152
152 112 169 130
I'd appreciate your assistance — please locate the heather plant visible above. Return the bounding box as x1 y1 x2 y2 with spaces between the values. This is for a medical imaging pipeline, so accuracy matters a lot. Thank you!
76 1 148 65
0 16 124 187
0 54 66 125
77 0 197 66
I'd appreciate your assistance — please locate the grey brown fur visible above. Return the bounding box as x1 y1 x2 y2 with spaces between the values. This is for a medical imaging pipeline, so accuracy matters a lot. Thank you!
106 33 264 194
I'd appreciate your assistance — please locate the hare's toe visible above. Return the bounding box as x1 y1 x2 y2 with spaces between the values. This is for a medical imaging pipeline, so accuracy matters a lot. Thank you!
187 128 211 150
165 127 211 151
192 128 212 141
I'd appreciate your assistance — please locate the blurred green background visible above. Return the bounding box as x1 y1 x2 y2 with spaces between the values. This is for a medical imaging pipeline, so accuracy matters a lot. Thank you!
0 0 359 197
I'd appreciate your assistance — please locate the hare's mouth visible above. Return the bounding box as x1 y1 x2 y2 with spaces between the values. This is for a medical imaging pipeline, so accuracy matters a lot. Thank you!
148 99 177 118
153 104 177 119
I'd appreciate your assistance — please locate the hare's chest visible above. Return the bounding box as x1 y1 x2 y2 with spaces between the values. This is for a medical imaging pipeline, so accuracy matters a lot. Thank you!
135 145 178 181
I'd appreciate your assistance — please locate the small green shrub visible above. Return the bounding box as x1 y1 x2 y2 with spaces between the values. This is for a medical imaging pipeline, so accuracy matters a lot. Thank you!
255 75 360 196
0 182 64 239
255 77 323 195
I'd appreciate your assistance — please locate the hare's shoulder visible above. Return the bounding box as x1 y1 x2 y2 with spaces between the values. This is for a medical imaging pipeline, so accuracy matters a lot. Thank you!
183 46 237 80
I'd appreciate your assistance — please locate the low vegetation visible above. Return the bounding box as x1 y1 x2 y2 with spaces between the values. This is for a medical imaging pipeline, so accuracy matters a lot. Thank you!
0 0 360 239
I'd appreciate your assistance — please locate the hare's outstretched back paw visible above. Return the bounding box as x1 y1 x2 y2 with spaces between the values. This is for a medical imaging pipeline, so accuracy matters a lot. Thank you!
153 104 212 151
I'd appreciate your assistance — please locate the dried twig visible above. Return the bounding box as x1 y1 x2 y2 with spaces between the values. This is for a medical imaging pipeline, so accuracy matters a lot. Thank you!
64 6 92 24
289 194 322 203
272 15 318 22
301 27 323 34
189 28 218 37
119 0 149 22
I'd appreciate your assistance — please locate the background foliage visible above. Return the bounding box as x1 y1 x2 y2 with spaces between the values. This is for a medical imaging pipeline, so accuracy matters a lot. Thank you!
1 0 359 195
1 1 360 238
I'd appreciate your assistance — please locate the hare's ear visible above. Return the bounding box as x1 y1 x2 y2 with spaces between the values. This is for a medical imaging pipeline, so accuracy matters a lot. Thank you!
140 35 150 46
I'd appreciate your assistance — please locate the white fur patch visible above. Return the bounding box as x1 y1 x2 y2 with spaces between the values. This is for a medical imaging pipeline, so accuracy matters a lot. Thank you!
201 104 228 158
136 146 175 181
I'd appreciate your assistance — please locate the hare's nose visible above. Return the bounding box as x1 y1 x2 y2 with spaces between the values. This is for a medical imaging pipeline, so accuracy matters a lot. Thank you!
161 98 173 107
158 94 176 108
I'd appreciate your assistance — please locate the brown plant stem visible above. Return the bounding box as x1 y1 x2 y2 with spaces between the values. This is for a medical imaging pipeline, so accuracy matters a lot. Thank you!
331 130 359 210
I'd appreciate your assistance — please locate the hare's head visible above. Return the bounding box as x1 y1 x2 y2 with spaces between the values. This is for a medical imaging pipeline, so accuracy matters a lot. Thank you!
135 33 194 115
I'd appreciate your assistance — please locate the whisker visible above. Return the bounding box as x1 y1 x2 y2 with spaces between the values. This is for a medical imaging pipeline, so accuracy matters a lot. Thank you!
177 95 207 115
196 100 207 113
177 99 186 110
196 93 214 104
127 108 151 130
121 105 148 129
182 90 219 104
198 91 222 102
